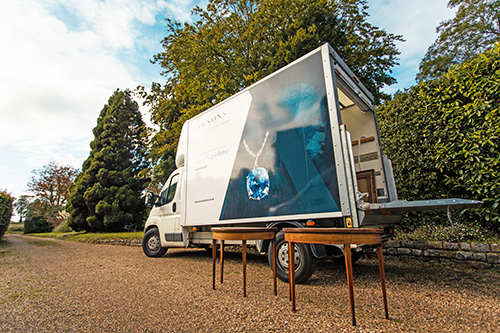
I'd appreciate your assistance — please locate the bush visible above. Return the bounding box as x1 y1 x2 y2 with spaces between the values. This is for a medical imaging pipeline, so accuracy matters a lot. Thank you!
378 44 500 232
0 193 13 238
52 219 72 233
23 214 51 234
395 222 499 243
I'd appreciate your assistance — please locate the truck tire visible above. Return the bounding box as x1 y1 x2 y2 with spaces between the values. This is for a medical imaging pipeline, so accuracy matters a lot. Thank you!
142 228 168 257
268 231 316 284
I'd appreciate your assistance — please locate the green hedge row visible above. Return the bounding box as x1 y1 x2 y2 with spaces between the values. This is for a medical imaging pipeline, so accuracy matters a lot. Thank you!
0 193 13 238
23 215 51 234
378 44 500 232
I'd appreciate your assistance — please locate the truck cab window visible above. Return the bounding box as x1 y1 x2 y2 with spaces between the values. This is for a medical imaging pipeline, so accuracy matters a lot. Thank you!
160 174 179 206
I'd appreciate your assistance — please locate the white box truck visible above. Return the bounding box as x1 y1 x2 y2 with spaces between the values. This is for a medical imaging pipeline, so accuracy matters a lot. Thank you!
142 43 481 283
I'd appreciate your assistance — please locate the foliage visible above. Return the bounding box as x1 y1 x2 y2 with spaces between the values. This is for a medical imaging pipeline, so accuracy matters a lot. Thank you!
142 0 403 184
27 162 78 207
24 163 78 228
377 87 452 229
23 214 51 234
16 196 51 233
7 223 24 233
52 219 72 233
0 192 13 238
395 222 499 244
13 195 30 223
418 0 500 81
67 89 150 232
379 44 500 232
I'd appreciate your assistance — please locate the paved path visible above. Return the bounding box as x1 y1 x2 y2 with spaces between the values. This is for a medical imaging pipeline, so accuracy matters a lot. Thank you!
1 234 499 332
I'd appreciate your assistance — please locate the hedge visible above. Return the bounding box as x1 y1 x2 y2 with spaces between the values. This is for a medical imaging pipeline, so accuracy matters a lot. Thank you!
378 44 500 232
0 193 13 238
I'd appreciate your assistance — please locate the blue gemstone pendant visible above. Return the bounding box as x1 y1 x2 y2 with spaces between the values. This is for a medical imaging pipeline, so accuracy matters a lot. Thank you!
246 167 270 200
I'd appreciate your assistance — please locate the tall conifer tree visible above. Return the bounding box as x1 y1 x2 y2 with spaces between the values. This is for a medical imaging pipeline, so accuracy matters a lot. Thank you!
67 89 150 232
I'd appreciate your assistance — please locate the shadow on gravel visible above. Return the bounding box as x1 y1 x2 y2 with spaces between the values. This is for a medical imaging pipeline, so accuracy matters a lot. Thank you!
162 248 268 263
156 247 500 299
312 257 500 298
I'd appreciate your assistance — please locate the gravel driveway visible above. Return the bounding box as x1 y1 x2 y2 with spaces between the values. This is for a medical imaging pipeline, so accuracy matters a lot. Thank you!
1 234 499 332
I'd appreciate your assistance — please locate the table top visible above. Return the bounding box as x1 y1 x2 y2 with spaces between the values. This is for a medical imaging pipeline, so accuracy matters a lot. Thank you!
282 228 384 234
211 227 278 233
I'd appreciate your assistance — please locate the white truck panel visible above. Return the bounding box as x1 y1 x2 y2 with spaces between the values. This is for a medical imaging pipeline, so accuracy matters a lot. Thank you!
178 47 343 227
184 92 252 226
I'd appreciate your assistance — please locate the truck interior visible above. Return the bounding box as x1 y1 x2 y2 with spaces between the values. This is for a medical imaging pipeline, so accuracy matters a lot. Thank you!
335 80 389 204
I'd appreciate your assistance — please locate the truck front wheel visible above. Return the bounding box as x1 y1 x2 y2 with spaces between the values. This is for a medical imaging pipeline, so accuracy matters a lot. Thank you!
268 231 316 284
142 228 168 257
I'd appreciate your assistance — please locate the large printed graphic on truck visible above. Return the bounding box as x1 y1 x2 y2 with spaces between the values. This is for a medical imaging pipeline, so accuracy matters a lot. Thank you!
220 52 341 220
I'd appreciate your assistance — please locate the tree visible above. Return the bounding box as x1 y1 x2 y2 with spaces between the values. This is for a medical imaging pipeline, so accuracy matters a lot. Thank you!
379 45 500 232
67 89 150 232
13 195 31 223
417 0 500 81
27 162 78 208
24 162 78 229
142 0 403 185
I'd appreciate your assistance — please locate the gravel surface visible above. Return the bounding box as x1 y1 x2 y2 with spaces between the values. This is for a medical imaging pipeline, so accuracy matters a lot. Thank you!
1 234 499 332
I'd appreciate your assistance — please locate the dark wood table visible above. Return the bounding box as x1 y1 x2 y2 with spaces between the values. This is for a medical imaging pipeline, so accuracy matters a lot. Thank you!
283 228 389 326
212 227 278 297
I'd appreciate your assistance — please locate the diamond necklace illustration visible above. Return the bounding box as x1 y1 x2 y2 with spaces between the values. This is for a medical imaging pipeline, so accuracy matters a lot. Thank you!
242 131 270 200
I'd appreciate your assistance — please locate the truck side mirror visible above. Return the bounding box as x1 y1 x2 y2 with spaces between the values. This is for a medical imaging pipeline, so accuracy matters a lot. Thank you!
145 192 159 208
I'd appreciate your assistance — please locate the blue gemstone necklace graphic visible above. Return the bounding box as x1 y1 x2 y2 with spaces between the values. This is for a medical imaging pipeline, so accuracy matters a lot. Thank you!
242 131 270 200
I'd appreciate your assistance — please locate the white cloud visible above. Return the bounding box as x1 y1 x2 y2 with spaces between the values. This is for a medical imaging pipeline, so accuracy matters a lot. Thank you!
367 0 456 93
0 0 193 198
0 0 130 149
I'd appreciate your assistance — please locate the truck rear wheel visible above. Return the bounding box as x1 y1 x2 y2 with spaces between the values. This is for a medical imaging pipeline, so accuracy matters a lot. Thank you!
142 228 168 257
268 231 316 284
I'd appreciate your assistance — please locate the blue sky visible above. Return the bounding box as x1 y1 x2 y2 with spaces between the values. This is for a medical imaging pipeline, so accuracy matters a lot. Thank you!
0 0 455 217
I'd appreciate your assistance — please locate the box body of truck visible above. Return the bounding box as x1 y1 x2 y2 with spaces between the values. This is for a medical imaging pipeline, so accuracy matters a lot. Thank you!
143 43 481 282
173 44 393 228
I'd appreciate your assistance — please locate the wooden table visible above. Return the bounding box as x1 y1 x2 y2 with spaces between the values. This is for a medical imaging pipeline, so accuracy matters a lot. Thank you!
283 228 389 326
212 227 278 297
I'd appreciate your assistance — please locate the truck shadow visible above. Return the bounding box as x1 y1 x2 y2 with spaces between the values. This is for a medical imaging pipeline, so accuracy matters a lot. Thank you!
311 257 500 299
163 247 267 263
161 248 500 299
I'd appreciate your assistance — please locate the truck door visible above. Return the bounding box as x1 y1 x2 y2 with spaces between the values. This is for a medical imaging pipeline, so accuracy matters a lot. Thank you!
157 172 183 246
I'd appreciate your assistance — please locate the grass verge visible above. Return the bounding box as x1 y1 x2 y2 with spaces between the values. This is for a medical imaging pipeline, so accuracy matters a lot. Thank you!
0 237 16 258
22 231 143 243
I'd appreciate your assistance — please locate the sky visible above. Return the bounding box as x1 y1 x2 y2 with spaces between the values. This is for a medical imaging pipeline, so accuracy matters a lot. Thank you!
0 0 456 218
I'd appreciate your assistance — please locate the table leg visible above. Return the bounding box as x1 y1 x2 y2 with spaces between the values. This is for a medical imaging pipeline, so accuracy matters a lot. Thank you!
220 240 224 284
377 244 389 319
212 239 217 290
272 238 277 296
288 241 292 301
289 241 296 312
345 244 356 326
243 240 247 297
